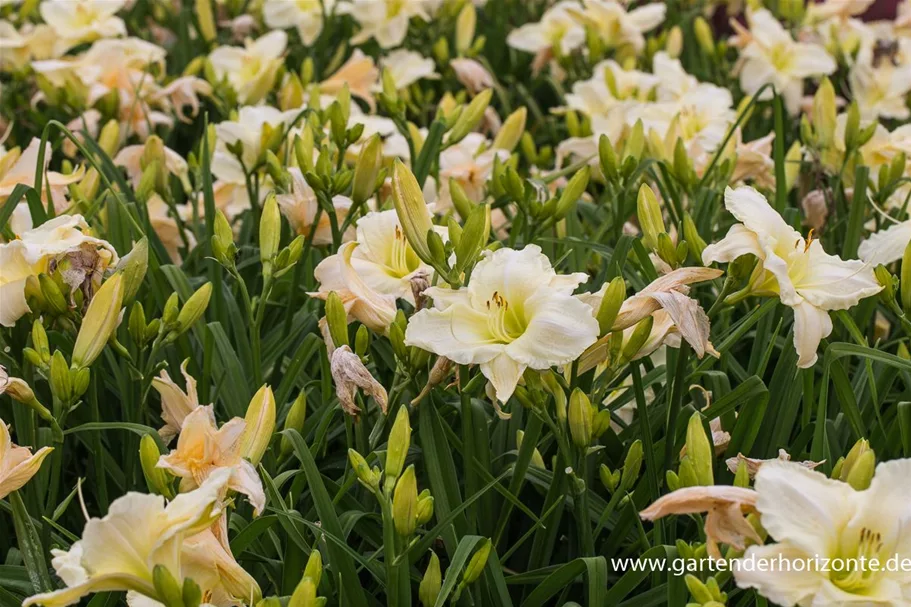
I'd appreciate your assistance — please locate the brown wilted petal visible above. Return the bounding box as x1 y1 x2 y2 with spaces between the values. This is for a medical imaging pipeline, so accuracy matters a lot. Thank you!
647 290 719 359
410 270 431 311
612 267 723 331
704 502 763 559
411 356 454 406
800 189 830 232
330 345 388 417
450 58 494 94
725 449 825 478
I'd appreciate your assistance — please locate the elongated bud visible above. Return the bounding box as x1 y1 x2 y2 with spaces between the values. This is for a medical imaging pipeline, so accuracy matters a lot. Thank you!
637 184 665 251
694 17 714 55
280 391 308 456
599 134 618 181
492 107 527 152
447 89 492 145
393 464 418 536
352 134 383 205
241 385 276 466
349 448 381 492
600 464 620 492
902 240 911 315
385 406 411 492
597 276 625 336
182 577 202 607
734 459 751 487
162 292 180 326
813 78 836 148
72 274 124 369
49 351 72 403
455 2 476 53
666 26 683 58
517 430 546 468
462 539 491 584
325 291 349 348
195 0 216 42
212 210 237 266
175 282 212 334
117 237 148 304
391 160 434 265
455 203 490 272
449 178 475 220
622 316 654 361
682 214 706 263
686 574 714 604
140 434 173 498
555 166 590 220
416 489 434 525
32 319 50 361
303 549 323 588
39 274 67 314
419 552 442 607
685 413 714 486
98 119 121 156
289 577 318 607
260 193 281 272
844 102 862 151
568 388 593 449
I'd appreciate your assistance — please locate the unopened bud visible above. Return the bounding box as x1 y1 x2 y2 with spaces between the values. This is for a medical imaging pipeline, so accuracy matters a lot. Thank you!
385 406 411 492
555 166 590 220
72 274 124 369
117 237 149 304
175 282 212 335
685 413 714 486
352 134 383 205
694 17 714 55
212 210 237 266
391 160 435 265
260 193 282 272
241 384 276 466
325 291 349 348
462 538 491 584
419 552 442 607
288 576 318 607
902 240 911 314
492 107 527 152
622 316 654 361
140 434 173 498
666 26 683 58
455 2 476 54
393 464 418 536
621 439 643 491
597 276 626 335
637 184 665 252
568 388 593 448
349 449 380 491
447 89 492 145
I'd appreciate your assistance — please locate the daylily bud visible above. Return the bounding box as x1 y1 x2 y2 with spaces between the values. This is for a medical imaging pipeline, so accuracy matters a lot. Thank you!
72 274 124 369
294 131 314 174
212 210 237 267
175 282 212 335
352 134 383 206
844 102 863 151
678 455 698 487
280 73 305 111
449 178 475 220
195 0 216 42
49 351 72 403
621 439 643 491
492 107 527 152
599 134 619 182
153 565 183 607
162 292 180 326
686 574 714 604
128 305 149 350
694 17 714 55
280 391 308 456
241 385 276 466
325 292 349 348
813 78 836 148
685 413 714 486
349 448 380 491
600 464 619 492
666 469 681 491
426 229 447 268
416 489 434 525
448 89 492 145
902 240 911 315
419 552 442 607
666 26 683 58
142 136 169 195
463 538 491 584
555 166 590 220
98 119 121 156
637 184 665 252
391 160 435 265
734 459 751 488
260 193 281 273
517 430 546 469
182 577 202 607
455 2 476 54
622 316 654 361
117 237 149 304
597 276 626 335
31 319 50 362
455 203 490 272
623 120 645 165
140 434 173 498
385 406 411 492
592 409 611 438
289 577 318 607
839 439 874 489
304 549 323 588
568 388 593 448
393 464 418 536
39 274 67 315
682 214 706 263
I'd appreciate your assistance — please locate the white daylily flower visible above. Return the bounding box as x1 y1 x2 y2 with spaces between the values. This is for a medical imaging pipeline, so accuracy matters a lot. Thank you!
39 0 126 51
405 245 599 402
263 0 334 45
378 49 438 90
157 407 266 516
850 39 911 121
858 220 911 266
0 418 53 500
0 214 119 327
734 9 836 115
702 186 882 367
437 133 509 212
22 469 232 607
114 145 190 191
340 0 429 49
506 1 585 55
209 31 287 105
212 105 300 184
570 0 666 52
734 459 911 605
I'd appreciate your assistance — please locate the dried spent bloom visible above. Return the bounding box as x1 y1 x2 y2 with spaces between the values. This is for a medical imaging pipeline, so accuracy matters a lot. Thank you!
330 345 388 417
725 449 825 478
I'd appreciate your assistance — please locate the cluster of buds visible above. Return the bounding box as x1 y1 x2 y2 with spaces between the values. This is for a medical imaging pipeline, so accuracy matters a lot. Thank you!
668 413 715 490
157 282 213 345
493 160 590 234
685 573 729 607
598 126 646 187
151 564 205 607
874 247 911 335
599 439 643 495
637 184 689 270
831 439 876 490
286 550 326 607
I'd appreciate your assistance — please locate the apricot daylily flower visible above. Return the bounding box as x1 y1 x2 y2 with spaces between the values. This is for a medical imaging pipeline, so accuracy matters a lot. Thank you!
277 168 354 246
23 469 231 607
702 186 881 367
640 485 761 559
157 408 266 516
0 418 53 500
734 460 911 605
152 360 207 443
405 245 599 402
320 49 379 112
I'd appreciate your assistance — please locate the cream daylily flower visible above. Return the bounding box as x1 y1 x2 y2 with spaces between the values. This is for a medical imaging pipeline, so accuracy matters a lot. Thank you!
437 133 509 212
263 0 334 45
39 0 126 51
570 0 666 52
640 485 761 560
450 58 494 94
378 49 438 90
114 144 190 191
157 407 266 516
858 220 911 266
702 186 882 367
0 418 53 500
212 105 300 187
152 360 207 443
23 469 231 607
405 245 599 402
0 214 118 327
506 1 585 55
277 168 354 246
209 31 287 105
734 460 911 605
733 9 836 115
850 39 911 121
341 0 429 49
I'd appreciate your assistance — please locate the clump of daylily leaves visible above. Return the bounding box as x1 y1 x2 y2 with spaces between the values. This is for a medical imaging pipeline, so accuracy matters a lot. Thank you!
2 0 911 606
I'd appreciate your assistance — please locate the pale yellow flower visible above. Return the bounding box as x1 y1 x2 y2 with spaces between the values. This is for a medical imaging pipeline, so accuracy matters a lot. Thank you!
39 0 126 51
341 0 429 49
0 418 53 500
507 1 585 55
209 31 287 105
263 0 335 45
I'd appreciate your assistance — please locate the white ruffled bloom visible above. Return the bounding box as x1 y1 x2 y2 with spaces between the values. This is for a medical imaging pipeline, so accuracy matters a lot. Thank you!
209 31 287 105
506 1 585 55
859 220 911 266
702 186 882 368
569 0 666 52
405 245 599 402
734 459 911 606
39 0 126 51
341 0 429 49
849 38 911 121
263 0 334 45
379 49 438 90
733 9 836 115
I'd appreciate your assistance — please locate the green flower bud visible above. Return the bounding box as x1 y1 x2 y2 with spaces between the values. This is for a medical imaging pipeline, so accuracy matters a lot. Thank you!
304 549 323 588
352 134 383 205
212 210 237 267
152 565 184 607
902 240 911 315
195 0 216 42
597 276 626 336
840 439 875 489
637 184 665 252
393 464 418 536
349 449 380 491
280 391 308 456
31 319 50 361
492 107 527 152
694 17 714 55
72 368 90 400
666 25 683 58
555 165 590 220
599 134 618 181
241 384 276 466
600 464 619 492
175 282 212 335
260 193 282 272
455 1 476 53
734 459 751 488
325 291 349 349
416 490 434 526
419 552 442 607
686 574 714 604
622 316 654 362
455 203 490 272
391 160 435 265
117 237 148 304
462 538 491 584
682 214 706 263
289 576 318 607
685 413 714 486
447 89 492 145
140 434 173 498
517 430 546 469
72 273 124 369
182 577 202 607
621 439 643 491
568 388 593 449
385 406 411 492
39 273 68 315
